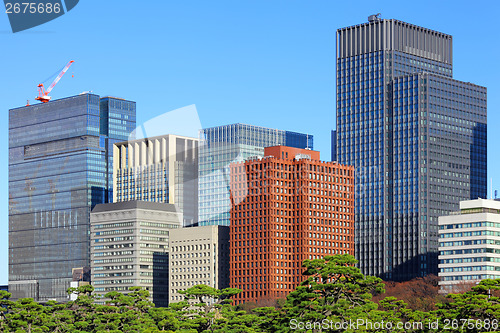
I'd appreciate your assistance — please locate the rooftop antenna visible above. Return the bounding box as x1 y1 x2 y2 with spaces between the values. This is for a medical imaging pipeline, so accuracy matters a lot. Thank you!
306 134 311 150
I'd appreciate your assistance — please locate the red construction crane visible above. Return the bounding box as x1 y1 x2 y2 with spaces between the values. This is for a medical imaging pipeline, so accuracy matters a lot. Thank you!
35 60 74 103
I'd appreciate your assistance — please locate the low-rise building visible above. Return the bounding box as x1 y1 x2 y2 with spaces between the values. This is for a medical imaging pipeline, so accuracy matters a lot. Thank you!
90 201 182 306
438 199 500 293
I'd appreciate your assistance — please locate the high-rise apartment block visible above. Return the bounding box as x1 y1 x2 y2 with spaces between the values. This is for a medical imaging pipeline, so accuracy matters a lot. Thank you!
113 134 198 226
229 146 354 304
199 123 313 226
334 16 487 280
9 94 136 302
438 199 500 293
168 225 230 304
90 201 182 307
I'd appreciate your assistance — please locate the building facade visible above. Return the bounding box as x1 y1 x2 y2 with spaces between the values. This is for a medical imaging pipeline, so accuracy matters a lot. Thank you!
334 17 487 280
90 201 182 307
113 134 198 226
9 94 136 302
438 199 500 293
199 123 313 226
168 225 230 304
229 146 354 304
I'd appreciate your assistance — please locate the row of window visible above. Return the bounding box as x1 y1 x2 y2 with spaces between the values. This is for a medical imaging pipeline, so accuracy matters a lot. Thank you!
440 257 500 264
440 222 500 230
440 266 500 273
171 244 211 252
441 274 500 281
440 239 500 247
440 230 500 238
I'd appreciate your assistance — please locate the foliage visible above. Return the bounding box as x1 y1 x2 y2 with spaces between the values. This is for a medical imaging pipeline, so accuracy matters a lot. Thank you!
373 274 449 311
1 255 500 332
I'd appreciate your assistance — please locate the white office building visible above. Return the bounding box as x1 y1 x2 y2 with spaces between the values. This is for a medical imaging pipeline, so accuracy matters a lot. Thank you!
438 199 500 293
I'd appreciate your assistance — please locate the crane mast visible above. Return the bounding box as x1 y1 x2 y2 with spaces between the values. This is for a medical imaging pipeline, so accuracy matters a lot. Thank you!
35 60 74 103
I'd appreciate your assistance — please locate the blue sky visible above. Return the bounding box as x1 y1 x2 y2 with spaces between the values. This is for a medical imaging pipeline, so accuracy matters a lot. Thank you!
1 0 499 285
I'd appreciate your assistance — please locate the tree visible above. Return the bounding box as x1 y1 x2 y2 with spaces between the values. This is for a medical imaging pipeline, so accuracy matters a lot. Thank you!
373 274 447 311
267 254 386 332
435 279 500 332
174 284 248 332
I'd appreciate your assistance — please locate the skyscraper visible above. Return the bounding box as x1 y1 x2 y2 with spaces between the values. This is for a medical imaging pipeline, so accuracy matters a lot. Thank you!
199 123 313 226
334 16 487 281
229 146 354 304
9 94 136 301
113 134 198 226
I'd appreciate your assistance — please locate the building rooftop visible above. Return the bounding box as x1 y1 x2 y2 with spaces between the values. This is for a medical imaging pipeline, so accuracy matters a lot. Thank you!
92 200 179 213
460 198 500 211
114 133 198 147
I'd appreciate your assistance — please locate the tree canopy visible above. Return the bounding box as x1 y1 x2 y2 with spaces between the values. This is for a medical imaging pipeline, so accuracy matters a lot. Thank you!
1 255 499 332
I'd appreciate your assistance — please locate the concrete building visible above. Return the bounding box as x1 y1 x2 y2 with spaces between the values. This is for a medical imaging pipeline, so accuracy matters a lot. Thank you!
438 199 500 293
229 146 354 304
168 225 230 303
334 16 487 280
199 123 313 226
90 201 182 307
9 94 135 302
113 134 198 227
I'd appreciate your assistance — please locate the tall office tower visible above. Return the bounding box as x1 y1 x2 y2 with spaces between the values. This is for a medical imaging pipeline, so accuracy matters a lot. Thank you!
334 16 487 281
113 134 198 226
90 201 182 307
438 199 500 293
168 225 230 304
9 94 136 302
199 123 313 226
229 146 354 304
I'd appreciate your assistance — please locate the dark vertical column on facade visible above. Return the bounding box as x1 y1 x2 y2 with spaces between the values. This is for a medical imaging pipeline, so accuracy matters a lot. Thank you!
331 130 337 162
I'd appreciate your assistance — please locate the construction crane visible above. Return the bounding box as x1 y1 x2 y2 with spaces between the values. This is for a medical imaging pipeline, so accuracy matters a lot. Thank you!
35 60 74 103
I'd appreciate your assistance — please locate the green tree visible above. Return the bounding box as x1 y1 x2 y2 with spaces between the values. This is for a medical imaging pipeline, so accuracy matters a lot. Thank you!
435 279 500 333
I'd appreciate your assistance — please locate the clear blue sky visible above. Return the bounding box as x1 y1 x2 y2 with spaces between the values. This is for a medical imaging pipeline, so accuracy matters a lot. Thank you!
1 0 499 285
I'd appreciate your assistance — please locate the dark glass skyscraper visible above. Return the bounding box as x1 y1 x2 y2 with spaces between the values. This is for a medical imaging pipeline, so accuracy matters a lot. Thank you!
8 94 136 301
334 17 487 281
198 123 313 226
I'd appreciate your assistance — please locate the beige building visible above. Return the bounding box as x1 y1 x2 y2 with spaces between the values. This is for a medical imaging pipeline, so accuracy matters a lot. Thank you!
90 201 182 307
113 134 198 226
438 199 500 293
168 226 230 303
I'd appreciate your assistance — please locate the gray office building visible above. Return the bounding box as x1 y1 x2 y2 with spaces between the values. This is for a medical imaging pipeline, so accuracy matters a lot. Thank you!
198 123 313 226
9 94 136 301
333 16 487 281
90 201 182 307
169 225 229 304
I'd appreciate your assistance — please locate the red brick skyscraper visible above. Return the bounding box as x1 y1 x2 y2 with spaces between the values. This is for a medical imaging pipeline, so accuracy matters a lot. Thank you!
229 146 354 305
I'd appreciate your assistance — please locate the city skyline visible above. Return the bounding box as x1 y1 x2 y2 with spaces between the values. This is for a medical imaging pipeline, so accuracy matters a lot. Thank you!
1 1 499 285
